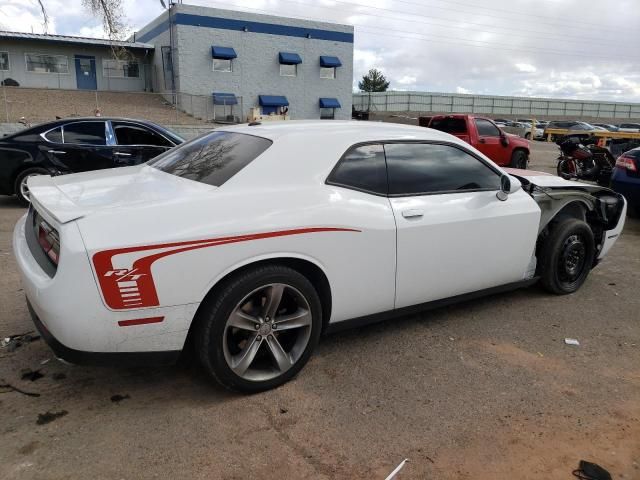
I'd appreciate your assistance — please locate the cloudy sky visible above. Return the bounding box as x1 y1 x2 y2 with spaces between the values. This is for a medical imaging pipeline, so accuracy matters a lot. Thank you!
2 0 639 100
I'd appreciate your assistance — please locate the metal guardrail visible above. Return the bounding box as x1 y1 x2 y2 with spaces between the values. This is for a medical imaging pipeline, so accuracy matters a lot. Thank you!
543 128 640 142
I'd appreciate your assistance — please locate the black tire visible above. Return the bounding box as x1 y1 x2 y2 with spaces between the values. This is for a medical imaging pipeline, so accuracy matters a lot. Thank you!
510 150 528 169
194 265 322 393
557 158 576 179
524 132 531 140
14 167 49 205
538 218 595 295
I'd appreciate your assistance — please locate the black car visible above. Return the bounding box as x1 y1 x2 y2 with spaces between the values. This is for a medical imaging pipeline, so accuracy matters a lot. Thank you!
0 117 184 203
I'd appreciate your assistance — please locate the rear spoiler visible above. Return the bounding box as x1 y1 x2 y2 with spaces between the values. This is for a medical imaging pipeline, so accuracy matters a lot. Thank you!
28 175 90 224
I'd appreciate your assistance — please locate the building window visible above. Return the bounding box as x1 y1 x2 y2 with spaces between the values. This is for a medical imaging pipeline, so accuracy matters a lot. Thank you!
213 58 232 72
0 52 9 71
25 53 69 74
320 108 335 119
320 67 336 79
280 63 297 77
103 59 140 78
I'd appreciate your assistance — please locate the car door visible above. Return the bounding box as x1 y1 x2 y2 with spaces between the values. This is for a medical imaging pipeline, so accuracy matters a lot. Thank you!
474 118 511 165
42 121 115 173
110 121 175 166
384 142 541 309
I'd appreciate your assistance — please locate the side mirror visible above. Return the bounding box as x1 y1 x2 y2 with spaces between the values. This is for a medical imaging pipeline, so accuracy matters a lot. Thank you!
500 133 509 147
496 175 511 201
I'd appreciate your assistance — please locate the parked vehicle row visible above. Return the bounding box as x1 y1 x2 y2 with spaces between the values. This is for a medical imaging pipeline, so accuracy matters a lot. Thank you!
13 121 626 392
0 117 185 204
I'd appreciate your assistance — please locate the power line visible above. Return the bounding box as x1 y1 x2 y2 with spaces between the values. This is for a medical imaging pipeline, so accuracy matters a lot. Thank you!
200 0 637 60
385 0 611 30
277 0 635 47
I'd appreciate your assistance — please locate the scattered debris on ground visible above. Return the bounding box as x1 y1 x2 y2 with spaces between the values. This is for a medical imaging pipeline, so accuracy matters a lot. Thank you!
110 394 130 403
0 382 40 397
1 331 40 352
384 458 409 480
21 369 44 382
279 407 288 414
572 459 612 480
565 338 580 346
36 410 68 425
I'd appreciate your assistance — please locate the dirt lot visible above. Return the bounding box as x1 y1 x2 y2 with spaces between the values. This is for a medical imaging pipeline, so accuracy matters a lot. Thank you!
0 141 638 479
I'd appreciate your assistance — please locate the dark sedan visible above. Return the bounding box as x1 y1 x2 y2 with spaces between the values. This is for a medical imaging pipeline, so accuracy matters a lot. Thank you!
0 117 184 204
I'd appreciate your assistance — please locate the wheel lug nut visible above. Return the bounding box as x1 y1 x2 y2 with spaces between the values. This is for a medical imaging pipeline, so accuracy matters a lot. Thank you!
256 335 262 341
255 324 260 330
265 316 270 321
272 323 277 329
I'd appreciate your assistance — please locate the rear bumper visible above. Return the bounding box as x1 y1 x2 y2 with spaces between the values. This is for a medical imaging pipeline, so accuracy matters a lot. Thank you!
27 299 180 366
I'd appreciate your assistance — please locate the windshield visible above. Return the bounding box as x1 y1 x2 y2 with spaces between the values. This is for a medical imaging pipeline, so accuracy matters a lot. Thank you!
149 131 272 187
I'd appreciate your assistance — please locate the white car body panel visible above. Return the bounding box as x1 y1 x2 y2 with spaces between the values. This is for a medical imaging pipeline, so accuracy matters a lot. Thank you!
13 121 626 359
391 188 540 308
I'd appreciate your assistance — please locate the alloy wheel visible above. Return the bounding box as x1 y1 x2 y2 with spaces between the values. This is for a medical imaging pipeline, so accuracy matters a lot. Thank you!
222 283 313 382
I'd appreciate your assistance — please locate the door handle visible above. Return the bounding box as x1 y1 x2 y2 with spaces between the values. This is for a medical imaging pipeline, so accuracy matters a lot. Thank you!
479 138 486 144
47 150 66 154
402 209 424 219
114 152 132 157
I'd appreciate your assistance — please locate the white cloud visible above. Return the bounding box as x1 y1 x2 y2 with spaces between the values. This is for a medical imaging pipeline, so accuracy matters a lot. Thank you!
3 0 640 101
456 86 472 94
397 75 417 85
515 63 537 73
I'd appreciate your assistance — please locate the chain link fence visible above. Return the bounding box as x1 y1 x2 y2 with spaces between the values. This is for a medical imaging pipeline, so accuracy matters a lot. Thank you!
353 92 640 121
0 85 243 126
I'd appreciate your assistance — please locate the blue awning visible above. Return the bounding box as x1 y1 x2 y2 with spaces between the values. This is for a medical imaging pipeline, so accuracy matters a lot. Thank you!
319 98 341 109
212 92 238 105
320 56 342 67
259 95 289 107
279 52 302 65
211 46 237 59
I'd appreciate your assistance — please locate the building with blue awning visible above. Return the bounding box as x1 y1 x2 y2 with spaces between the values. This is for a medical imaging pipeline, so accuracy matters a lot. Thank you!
134 3 353 121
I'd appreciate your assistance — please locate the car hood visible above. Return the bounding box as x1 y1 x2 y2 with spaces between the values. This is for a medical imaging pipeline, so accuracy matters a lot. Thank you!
28 165 215 223
504 167 609 192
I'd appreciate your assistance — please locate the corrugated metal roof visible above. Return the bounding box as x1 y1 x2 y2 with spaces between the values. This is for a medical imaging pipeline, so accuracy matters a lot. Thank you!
0 31 154 50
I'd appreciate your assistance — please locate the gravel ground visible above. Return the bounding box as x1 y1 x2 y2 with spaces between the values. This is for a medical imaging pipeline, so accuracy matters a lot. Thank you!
0 141 638 479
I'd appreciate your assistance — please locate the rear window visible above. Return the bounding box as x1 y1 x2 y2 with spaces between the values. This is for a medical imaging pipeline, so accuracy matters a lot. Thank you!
149 131 272 187
429 117 468 134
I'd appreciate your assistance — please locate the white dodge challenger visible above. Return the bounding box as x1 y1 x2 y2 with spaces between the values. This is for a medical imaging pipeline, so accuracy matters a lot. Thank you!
14 121 626 392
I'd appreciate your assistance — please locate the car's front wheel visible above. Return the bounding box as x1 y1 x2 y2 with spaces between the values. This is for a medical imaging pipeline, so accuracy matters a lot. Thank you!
195 265 322 393
538 218 595 294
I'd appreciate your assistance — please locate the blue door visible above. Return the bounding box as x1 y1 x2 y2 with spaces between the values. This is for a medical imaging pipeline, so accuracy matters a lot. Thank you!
75 55 97 90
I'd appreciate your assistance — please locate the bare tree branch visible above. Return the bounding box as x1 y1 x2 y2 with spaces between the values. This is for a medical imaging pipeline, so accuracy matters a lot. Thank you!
35 0 49 33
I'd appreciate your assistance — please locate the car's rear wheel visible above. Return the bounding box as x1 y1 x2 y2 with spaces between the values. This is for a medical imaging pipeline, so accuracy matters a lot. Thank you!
510 150 528 169
14 168 49 205
195 265 322 393
538 218 595 294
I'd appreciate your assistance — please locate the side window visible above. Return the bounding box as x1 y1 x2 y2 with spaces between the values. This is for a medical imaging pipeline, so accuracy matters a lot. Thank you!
327 144 387 194
385 143 501 195
44 127 62 143
112 123 172 147
475 119 501 137
63 122 106 145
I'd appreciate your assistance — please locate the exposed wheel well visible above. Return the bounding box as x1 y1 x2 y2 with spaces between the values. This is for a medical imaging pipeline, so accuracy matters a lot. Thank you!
184 258 333 352
536 200 603 266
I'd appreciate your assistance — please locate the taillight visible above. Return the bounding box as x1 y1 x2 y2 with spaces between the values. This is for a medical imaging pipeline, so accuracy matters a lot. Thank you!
616 155 637 172
36 217 60 265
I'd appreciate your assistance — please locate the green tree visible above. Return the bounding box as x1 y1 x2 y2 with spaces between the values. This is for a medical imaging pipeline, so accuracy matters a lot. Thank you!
358 68 390 92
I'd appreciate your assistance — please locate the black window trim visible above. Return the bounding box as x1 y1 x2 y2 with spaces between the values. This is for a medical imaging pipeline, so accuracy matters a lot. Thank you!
325 140 503 198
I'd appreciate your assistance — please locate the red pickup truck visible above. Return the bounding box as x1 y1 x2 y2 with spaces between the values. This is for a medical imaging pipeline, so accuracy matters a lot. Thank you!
427 115 530 169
